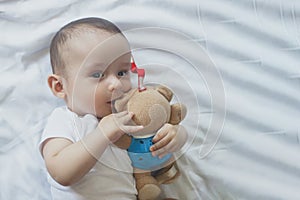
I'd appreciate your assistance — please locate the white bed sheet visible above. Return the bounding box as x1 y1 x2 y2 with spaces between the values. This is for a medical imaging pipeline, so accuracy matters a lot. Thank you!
1 0 300 199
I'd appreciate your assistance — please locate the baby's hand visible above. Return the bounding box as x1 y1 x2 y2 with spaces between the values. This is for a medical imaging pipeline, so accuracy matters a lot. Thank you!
150 123 187 158
98 111 143 143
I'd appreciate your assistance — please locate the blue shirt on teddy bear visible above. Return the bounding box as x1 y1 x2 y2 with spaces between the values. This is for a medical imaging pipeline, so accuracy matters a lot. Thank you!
127 135 172 170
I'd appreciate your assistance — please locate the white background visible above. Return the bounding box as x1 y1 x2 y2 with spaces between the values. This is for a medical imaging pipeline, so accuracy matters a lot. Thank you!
1 0 300 199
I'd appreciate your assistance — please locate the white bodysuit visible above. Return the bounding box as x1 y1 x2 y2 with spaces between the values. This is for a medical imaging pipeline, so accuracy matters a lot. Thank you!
39 106 137 200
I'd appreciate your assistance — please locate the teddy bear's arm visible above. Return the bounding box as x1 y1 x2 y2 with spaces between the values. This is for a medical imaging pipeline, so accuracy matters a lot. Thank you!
114 134 132 149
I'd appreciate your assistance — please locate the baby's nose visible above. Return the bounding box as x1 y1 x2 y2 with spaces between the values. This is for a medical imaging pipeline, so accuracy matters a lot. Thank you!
107 75 122 91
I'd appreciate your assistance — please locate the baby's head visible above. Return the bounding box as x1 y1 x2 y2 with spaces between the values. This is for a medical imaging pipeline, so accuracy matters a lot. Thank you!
50 17 124 77
48 17 132 118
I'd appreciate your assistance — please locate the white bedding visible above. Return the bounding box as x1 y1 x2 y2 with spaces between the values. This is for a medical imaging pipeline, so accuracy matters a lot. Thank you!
1 0 300 199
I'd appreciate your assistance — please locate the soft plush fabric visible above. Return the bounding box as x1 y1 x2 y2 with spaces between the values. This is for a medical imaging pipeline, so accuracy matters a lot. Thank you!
1 0 300 199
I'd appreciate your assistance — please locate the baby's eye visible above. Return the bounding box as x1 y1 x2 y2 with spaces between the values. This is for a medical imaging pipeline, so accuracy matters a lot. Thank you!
91 72 104 79
118 70 128 77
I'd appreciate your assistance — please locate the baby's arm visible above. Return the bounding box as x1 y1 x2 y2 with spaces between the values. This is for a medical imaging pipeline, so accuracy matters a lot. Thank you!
42 111 143 186
150 123 187 158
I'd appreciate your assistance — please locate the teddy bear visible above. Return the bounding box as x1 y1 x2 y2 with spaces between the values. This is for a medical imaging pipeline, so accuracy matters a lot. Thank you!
113 85 187 200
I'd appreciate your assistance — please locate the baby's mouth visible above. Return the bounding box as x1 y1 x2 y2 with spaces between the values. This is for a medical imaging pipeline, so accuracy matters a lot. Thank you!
109 93 124 105
107 98 117 105
108 98 121 113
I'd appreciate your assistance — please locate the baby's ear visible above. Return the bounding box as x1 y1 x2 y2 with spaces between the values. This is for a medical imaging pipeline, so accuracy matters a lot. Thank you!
156 86 173 102
48 74 66 99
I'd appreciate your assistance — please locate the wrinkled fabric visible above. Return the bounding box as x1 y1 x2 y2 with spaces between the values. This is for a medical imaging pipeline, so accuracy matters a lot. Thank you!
1 0 300 199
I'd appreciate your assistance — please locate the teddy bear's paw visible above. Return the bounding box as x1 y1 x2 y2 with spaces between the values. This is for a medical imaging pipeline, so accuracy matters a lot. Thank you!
156 164 180 184
138 184 161 200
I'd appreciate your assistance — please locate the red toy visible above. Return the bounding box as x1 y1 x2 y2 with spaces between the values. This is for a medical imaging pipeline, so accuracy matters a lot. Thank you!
131 58 146 92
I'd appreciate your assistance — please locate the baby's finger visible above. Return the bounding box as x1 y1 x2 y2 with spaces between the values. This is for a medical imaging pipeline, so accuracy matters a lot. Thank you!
157 152 169 159
119 112 135 124
153 141 178 158
122 125 144 133
151 143 173 159
150 135 172 152
115 111 129 117
152 127 169 143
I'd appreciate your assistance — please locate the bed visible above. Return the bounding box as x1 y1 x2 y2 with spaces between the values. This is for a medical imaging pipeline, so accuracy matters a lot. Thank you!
1 0 300 199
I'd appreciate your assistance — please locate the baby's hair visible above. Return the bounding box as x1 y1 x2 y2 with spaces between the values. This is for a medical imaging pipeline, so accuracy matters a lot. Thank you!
50 17 123 75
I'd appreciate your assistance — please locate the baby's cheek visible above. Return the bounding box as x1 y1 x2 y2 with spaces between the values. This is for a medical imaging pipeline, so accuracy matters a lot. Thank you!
121 78 132 91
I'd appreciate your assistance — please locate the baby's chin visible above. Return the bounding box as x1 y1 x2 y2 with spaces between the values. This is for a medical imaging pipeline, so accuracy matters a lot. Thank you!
96 109 113 119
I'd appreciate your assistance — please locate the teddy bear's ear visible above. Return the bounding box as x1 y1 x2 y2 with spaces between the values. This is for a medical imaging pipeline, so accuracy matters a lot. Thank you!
156 86 173 102
169 103 187 125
